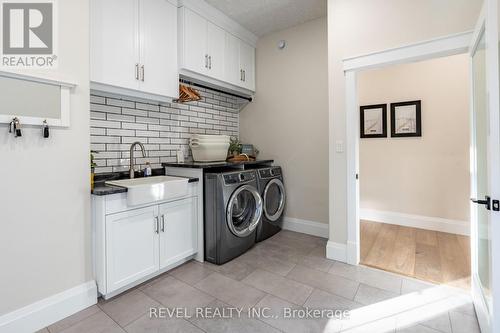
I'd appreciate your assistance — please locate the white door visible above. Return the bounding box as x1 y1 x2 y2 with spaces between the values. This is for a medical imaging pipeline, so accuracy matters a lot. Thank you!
182 8 208 76
225 32 240 86
469 1 500 332
105 206 159 293
239 40 256 91
139 0 178 98
90 0 140 90
158 197 198 270
207 22 226 81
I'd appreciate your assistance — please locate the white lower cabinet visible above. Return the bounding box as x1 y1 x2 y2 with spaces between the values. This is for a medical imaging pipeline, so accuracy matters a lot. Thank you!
159 197 197 269
106 206 160 293
93 193 198 298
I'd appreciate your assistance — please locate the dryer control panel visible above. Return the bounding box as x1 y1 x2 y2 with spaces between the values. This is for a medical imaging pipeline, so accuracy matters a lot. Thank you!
223 171 256 185
259 167 282 179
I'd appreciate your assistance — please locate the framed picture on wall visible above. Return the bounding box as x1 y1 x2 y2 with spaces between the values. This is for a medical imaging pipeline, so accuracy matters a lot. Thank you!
390 100 422 137
360 104 387 138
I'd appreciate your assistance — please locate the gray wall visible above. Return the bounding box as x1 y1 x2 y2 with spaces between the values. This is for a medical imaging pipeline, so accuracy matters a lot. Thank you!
0 0 90 316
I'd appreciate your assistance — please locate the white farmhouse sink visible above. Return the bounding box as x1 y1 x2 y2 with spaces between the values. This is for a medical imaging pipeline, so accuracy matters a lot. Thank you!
106 176 189 206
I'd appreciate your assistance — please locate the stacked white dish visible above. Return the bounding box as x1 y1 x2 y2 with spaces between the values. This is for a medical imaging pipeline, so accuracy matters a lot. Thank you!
189 134 230 162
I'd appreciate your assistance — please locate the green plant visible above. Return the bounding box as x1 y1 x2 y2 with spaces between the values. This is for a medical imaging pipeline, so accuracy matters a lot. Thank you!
229 137 242 154
90 150 98 169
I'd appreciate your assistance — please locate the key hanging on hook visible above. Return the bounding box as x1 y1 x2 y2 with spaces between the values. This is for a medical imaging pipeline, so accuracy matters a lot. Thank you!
9 117 22 137
43 120 50 138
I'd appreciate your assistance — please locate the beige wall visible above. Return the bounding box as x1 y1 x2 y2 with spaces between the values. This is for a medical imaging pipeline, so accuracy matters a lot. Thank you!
328 0 483 243
0 0 91 315
240 17 329 224
358 54 470 222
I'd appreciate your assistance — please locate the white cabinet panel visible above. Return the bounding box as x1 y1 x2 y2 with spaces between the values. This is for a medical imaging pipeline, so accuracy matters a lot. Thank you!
105 206 159 293
91 0 178 101
139 0 178 98
182 8 208 75
224 32 240 86
90 0 139 91
158 197 198 269
178 5 256 93
239 40 255 91
207 22 226 81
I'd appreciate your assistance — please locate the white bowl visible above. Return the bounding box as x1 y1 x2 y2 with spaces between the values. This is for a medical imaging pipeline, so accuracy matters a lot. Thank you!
190 141 230 162
191 134 230 141
190 138 230 144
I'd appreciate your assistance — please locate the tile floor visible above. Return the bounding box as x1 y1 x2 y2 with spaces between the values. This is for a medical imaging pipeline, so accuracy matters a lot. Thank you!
39 230 481 333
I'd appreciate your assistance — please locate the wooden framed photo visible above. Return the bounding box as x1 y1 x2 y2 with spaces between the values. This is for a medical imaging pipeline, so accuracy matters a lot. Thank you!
360 104 387 138
390 100 422 137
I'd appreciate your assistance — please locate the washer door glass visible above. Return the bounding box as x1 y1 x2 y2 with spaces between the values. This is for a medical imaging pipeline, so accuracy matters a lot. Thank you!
227 185 262 237
264 179 286 222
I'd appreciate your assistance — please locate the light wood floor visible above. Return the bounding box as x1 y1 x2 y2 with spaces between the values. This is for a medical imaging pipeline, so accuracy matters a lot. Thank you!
360 220 471 288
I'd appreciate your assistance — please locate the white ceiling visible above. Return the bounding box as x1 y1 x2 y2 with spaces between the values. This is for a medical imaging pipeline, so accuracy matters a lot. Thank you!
205 0 327 37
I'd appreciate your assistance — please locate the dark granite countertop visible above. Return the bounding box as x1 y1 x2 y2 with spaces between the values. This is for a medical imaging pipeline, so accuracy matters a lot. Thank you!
91 168 199 196
162 159 274 169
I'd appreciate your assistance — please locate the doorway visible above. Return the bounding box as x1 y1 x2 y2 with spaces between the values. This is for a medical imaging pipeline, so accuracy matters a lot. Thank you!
356 54 471 289
342 3 500 331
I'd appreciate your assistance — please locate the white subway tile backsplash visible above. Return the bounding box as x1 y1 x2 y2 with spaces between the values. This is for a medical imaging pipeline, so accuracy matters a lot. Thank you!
90 84 242 173
106 113 135 122
90 103 121 114
106 128 135 137
135 102 160 112
106 98 135 108
90 119 121 129
122 122 148 130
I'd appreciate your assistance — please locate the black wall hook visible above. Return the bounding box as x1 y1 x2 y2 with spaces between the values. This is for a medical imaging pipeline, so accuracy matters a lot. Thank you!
43 120 50 138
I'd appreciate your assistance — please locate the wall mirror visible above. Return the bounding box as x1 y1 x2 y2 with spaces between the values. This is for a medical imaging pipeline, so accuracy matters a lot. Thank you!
0 71 76 127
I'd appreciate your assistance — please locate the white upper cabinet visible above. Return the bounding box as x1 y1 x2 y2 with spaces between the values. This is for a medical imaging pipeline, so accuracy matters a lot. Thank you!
207 22 226 81
91 0 178 101
224 32 241 86
178 2 257 93
181 8 208 76
239 40 256 91
91 0 139 92
139 0 178 98
179 8 227 82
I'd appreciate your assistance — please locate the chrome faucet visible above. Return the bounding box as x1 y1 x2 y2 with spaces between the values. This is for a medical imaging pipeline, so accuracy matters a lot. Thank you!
129 141 146 179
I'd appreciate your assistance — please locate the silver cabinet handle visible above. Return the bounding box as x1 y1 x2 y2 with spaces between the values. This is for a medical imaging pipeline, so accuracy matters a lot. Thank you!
243 70 246 82
240 69 243 81
208 56 212 69
205 54 208 68
154 216 159 234
161 215 165 232
140 65 145 82
135 64 139 80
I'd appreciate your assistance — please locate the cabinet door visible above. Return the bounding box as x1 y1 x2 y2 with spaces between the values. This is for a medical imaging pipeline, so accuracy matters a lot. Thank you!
207 22 226 81
224 32 240 85
139 0 178 98
239 40 256 91
106 206 159 293
158 197 197 270
182 8 208 75
90 0 140 90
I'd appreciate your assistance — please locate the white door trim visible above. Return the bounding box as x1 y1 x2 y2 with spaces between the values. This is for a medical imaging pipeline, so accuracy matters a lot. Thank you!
343 31 473 72
342 30 473 266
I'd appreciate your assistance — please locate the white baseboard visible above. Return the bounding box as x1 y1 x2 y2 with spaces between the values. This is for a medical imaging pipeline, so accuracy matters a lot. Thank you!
0 281 97 333
326 241 347 262
282 217 329 238
360 209 470 236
